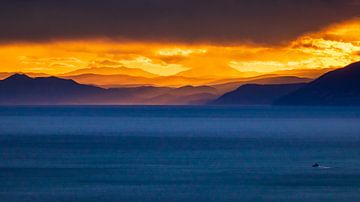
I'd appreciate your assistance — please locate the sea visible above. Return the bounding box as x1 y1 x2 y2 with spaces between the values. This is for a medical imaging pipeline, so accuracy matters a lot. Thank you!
1 106 360 202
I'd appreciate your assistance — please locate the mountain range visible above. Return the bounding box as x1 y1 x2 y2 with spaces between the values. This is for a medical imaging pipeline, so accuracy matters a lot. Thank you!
275 62 360 105
1 66 316 89
0 61 358 105
0 73 311 105
0 74 220 105
214 61 360 106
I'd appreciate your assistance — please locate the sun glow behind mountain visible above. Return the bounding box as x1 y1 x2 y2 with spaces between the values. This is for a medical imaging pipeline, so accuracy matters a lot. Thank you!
0 18 359 85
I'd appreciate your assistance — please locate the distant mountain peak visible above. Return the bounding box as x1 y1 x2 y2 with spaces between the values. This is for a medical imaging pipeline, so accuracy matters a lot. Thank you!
347 61 360 69
275 61 360 106
4 73 33 81
62 66 157 78
315 61 360 81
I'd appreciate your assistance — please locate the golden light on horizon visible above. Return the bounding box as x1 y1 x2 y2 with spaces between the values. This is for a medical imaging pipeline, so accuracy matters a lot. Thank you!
0 18 360 82
157 48 208 57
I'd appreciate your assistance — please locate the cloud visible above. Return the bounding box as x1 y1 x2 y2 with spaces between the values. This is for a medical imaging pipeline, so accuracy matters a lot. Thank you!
119 56 189 76
1 18 359 78
19 56 87 71
0 0 359 44
230 19 360 73
350 0 360 5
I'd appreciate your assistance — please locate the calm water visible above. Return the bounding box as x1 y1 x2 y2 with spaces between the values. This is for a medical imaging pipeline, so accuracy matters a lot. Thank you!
1 106 360 202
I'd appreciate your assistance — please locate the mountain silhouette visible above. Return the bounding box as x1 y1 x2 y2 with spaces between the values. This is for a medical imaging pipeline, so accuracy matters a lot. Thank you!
275 62 360 105
211 83 305 105
0 74 104 104
3 60 359 106
0 74 218 105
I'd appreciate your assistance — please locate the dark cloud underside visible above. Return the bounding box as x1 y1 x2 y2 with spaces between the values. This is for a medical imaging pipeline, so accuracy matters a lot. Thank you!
0 0 359 44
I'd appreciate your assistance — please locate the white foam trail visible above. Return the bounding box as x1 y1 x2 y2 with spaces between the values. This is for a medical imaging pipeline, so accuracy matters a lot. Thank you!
318 166 331 169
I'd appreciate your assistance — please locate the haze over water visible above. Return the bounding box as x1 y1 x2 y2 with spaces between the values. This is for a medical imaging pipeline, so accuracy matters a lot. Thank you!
1 106 360 201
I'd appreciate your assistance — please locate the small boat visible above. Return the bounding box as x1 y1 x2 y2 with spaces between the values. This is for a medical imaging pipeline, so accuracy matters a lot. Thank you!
312 163 320 168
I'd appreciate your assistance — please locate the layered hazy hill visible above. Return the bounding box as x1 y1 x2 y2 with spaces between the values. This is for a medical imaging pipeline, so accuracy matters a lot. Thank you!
0 73 310 105
2 61 356 105
1 65 324 91
0 74 220 105
63 73 311 91
61 66 158 78
63 74 216 88
53 66 317 88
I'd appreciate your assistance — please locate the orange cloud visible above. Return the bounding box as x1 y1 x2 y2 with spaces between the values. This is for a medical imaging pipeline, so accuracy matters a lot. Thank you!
0 18 359 84
230 18 360 73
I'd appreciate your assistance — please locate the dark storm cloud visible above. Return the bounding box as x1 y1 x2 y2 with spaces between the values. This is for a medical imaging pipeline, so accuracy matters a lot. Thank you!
0 0 359 44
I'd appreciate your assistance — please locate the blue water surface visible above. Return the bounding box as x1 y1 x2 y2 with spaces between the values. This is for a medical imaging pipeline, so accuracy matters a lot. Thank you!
0 106 360 202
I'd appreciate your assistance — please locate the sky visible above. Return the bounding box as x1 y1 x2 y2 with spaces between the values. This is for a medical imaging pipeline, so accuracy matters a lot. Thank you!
0 0 360 82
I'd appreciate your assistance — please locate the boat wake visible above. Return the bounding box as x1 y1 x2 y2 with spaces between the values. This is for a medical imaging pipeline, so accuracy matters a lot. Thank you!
318 166 331 169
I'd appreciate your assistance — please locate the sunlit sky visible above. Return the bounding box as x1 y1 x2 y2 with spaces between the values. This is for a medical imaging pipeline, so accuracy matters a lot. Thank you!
1 19 359 77
0 1 360 84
